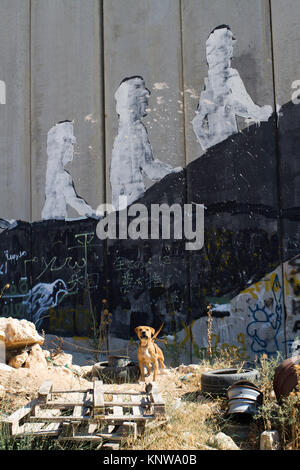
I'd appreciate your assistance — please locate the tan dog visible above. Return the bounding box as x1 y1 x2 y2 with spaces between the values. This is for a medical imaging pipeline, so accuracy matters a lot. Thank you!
135 325 166 382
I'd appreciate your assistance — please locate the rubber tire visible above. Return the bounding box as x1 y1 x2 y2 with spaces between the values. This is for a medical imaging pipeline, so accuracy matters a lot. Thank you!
92 361 140 384
200 368 259 396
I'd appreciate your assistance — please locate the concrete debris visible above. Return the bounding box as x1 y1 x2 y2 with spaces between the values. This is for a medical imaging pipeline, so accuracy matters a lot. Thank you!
176 364 201 374
50 352 73 367
24 344 48 370
208 432 240 450
0 363 13 372
260 430 281 450
0 384 5 397
8 350 29 369
0 317 44 350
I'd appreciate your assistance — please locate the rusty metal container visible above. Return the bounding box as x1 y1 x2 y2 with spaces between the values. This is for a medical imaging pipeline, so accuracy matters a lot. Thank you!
273 355 300 401
227 381 263 415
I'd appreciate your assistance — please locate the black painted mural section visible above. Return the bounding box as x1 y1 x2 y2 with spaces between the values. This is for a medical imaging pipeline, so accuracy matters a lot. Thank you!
0 103 300 343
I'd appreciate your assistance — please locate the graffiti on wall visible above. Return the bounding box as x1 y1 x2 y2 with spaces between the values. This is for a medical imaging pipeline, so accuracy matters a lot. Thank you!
1 22 300 361
192 25 272 151
110 76 182 210
42 121 100 221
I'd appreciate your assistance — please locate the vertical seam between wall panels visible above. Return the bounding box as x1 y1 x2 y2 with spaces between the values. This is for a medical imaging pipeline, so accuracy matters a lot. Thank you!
268 0 287 357
100 0 109 325
179 0 192 363
100 0 106 201
29 0 33 318
29 0 32 223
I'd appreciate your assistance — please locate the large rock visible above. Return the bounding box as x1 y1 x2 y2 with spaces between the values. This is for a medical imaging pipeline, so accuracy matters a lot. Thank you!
0 363 13 372
24 344 48 370
260 431 281 450
209 432 240 450
0 317 44 350
50 352 73 367
8 350 29 369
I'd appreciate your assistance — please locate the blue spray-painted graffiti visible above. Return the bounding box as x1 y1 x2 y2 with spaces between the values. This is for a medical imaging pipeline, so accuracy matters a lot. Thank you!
246 274 283 356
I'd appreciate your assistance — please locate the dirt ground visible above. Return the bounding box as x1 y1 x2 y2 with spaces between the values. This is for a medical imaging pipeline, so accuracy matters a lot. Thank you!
0 360 207 412
0 353 242 450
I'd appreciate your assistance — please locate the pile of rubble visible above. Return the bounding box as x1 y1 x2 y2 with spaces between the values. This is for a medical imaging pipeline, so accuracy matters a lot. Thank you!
0 317 48 370
0 317 89 378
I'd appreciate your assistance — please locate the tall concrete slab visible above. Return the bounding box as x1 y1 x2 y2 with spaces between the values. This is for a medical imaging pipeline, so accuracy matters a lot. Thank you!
103 0 185 206
181 0 275 163
0 0 31 221
271 0 300 355
31 0 105 221
181 1 283 360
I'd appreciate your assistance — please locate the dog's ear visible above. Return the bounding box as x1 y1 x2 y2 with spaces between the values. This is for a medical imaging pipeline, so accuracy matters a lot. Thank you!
135 327 140 336
150 327 155 336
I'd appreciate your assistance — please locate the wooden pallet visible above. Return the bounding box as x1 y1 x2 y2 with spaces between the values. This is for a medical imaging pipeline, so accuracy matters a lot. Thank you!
3 380 167 449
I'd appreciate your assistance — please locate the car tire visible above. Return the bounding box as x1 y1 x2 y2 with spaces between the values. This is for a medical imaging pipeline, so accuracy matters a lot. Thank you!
200 368 259 395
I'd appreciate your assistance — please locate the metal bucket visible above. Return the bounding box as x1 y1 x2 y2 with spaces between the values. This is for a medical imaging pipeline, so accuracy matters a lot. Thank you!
227 381 263 416
228 398 258 414
227 383 261 401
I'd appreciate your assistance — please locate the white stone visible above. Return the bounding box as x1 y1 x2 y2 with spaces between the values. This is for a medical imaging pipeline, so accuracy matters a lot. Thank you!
24 344 48 370
8 351 29 369
0 363 13 372
260 430 281 450
209 432 240 450
0 317 44 350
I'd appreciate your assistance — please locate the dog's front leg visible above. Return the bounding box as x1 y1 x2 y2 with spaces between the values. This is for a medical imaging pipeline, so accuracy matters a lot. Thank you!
145 363 152 377
139 362 145 382
153 358 159 382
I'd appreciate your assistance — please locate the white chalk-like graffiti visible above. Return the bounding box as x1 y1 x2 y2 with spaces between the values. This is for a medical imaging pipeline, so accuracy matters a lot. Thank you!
192 25 273 151
22 279 68 328
42 121 99 220
110 76 182 210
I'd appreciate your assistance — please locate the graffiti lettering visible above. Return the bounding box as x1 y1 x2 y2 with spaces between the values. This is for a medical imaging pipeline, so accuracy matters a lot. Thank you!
4 250 27 262
246 274 282 356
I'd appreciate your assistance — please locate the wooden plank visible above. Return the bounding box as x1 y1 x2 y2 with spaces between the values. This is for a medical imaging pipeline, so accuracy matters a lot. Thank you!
102 442 120 451
14 422 61 438
60 433 122 442
38 380 53 403
29 416 90 423
51 389 92 395
30 414 154 423
93 380 105 418
147 383 165 417
131 394 145 436
4 399 40 436
41 400 92 408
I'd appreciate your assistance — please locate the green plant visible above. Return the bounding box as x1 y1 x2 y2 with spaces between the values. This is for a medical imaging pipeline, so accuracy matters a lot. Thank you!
252 353 300 449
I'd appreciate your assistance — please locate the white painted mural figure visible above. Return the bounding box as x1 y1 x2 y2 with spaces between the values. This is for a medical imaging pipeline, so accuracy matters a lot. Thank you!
42 121 98 220
110 76 182 210
192 25 273 151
